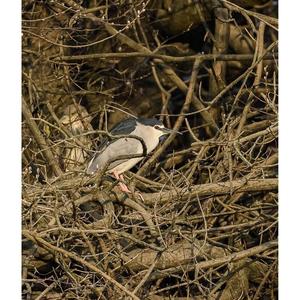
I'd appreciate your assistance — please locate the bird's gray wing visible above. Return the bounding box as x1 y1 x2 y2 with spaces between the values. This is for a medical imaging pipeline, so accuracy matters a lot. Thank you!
109 118 137 135
86 136 143 174
95 118 138 153
87 118 140 174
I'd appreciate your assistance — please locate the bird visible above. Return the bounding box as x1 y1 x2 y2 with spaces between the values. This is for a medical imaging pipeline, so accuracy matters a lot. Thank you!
86 117 179 193
60 104 93 171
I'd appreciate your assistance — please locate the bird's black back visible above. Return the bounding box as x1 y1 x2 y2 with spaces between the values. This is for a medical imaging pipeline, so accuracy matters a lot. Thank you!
95 118 137 153
95 117 161 152
110 118 137 135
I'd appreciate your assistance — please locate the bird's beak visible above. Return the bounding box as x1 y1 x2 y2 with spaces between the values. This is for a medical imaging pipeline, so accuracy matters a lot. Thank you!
160 127 182 135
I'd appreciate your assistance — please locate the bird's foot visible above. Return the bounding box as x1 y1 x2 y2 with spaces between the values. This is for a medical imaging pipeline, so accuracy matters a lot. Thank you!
113 172 144 198
119 181 144 201
113 171 132 194
118 182 132 194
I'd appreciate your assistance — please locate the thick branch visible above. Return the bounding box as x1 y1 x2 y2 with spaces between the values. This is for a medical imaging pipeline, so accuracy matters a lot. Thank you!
22 98 63 177
142 178 278 205
51 52 277 63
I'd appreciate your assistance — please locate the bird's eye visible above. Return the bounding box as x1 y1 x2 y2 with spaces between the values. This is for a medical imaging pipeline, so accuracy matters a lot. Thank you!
154 125 160 129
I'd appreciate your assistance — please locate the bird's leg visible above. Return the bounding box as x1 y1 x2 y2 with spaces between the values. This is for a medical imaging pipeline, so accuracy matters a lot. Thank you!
112 172 145 199
119 182 132 194
113 171 132 194
119 174 146 201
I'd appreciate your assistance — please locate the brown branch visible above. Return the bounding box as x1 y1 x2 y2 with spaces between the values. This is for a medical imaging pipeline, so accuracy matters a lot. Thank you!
235 21 266 137
23 230 140 300
121 198 159 238
150 240 277 280
120 237 276 276
24 175 277 208
191 124 278 147
238 125 278 144
206 40 278 107
135 57 202 177
22 98 63 177
209 8 230 98
222 0 278 29
50 52 277 63
34 281 57 300
142 178 278 206
102 23 218 133
132 253 161 296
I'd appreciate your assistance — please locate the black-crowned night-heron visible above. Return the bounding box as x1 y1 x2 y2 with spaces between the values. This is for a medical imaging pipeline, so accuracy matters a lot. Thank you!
86 117 178 193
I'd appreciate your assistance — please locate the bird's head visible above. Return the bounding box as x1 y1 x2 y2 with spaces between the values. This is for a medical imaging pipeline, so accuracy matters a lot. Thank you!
138 118 181 141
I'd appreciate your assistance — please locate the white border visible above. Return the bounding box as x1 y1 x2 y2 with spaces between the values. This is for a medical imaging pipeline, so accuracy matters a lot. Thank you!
279 0 300 298
0 1 21 298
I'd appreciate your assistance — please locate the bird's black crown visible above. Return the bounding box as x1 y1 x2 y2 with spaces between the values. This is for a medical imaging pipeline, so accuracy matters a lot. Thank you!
137 118 163 127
